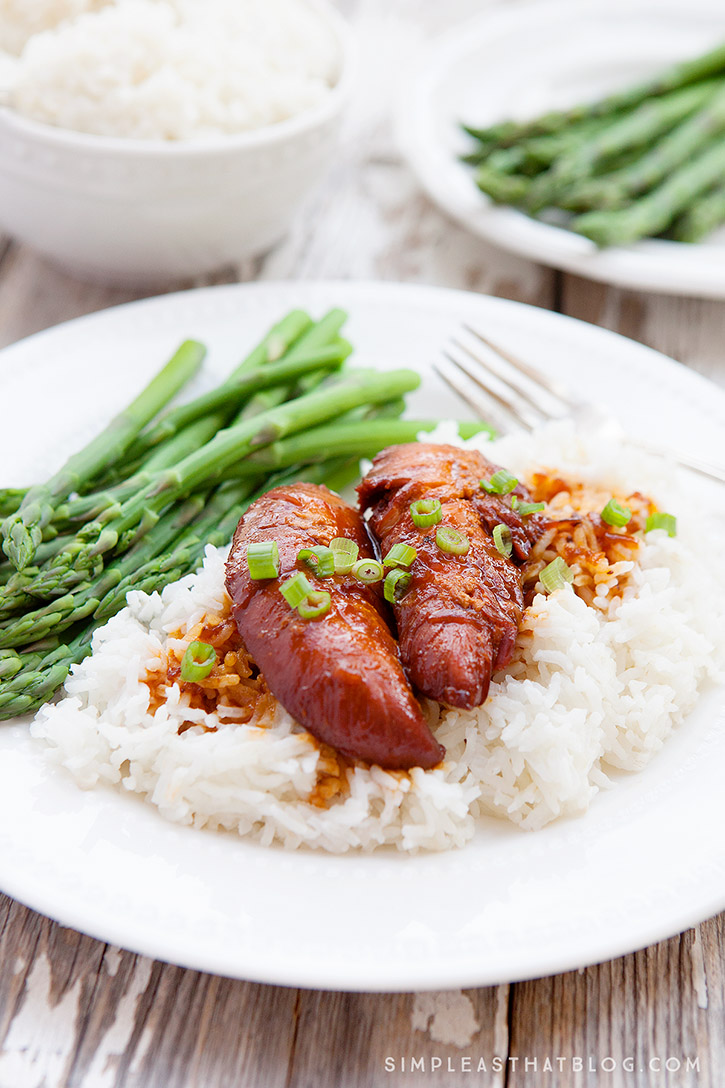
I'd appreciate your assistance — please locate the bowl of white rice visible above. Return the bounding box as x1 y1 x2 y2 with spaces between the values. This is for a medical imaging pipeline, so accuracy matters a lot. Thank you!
0 0 354 284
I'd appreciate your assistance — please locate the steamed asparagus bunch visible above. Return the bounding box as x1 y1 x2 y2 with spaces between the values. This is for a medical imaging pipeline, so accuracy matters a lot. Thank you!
462 41 725 246
0 308 491 720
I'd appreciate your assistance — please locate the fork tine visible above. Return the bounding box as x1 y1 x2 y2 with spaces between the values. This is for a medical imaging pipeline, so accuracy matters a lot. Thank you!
443 348 541 430
451 335 552 423
433 360 515 434
436 355 531 433
463 324 576 408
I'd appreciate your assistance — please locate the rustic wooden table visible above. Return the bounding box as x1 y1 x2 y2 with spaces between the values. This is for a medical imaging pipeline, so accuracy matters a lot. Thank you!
0 2 723 1085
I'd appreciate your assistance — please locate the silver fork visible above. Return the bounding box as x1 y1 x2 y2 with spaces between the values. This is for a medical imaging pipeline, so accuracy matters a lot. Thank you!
435 325 725 485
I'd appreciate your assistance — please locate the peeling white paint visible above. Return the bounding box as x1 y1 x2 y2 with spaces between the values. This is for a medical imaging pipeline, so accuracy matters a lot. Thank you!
411 990 480 1048
0 952 82 1088
103 947 123 979
127 1021 156 1078
82 958 154 1088
691 929 709 1011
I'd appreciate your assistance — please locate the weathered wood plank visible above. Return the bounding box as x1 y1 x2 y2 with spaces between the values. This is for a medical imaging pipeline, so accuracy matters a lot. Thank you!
0 895 300 1088
507 917 725 1088
288 985 508 1088
560 275 725 386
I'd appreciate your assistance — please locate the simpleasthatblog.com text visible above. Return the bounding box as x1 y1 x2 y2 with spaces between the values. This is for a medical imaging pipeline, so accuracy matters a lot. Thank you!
384 1055 700 1074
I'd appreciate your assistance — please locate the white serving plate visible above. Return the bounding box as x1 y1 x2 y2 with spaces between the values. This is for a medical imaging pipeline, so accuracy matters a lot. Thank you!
0 280 723 991
398 0 725 298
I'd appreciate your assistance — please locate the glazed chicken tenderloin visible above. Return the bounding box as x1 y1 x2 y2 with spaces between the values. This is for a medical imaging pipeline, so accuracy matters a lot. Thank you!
225 482 444 770
358 443 543 709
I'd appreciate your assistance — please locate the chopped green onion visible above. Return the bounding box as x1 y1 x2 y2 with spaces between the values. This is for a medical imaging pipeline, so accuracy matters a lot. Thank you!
480 469 518 495
410 498 442 528
384 569 412 603
601 499 632 528
298 590 332 620
297 545 335 577
383 543 417 568
246 540 280 580
329 537 359 574
351 558 384 584
280 571 314 608
435 526 470 556
645 512 677 537
492 523 513 558
517 501 546 516
180 641 217 683
539 556 574 594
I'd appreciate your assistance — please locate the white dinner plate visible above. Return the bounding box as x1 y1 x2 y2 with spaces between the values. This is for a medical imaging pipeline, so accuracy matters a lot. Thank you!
398 0 725 299
0 280 724 991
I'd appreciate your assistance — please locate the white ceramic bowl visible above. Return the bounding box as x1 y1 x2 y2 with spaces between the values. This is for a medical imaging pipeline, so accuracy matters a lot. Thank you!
0 2 354 286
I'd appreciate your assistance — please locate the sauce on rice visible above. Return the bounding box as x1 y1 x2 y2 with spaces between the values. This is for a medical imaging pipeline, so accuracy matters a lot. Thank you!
143 597 353 807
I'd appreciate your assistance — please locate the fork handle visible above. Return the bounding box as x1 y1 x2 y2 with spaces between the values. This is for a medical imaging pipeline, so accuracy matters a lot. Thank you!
634 440 725 485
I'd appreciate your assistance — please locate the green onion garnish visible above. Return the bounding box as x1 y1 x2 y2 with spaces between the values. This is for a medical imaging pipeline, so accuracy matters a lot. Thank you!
601 499 632 528
280 571 314 608
645 512 677 537
180 641 217 683
539 556 574 594
351 558 384 584
246 540 280 580
517 501 545 516
480 469 518 495
383 543 417 568
410 498 442 528
435 526 470 556
297 545 335 577
384 569 412 603
329 537 359 574
297 590 332 620
492 523 513 558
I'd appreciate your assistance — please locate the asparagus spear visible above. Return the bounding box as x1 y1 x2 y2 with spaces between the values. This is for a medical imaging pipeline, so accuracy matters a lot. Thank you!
22 368 421 601
0 495 208 648
525 80 721 212
57 344 350 525
131 342 350 451
461 40 725 148
563 86 725 213
462 116 614 169
126 309 338 460
214 418 496 478
86 310 314 492
0 628 93 719
572 138 725 246
0 315 353 611
234 309 350 423
670 182 725 241
1 339 206 572
0 649 23 680
0 489 25 518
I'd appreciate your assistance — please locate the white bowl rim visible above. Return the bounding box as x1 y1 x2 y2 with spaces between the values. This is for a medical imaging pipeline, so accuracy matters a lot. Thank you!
0 0 355 158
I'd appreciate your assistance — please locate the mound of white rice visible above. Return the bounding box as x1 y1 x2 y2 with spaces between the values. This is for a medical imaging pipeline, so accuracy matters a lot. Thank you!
0 0 107 56
1 0 340 139
31 424 725 851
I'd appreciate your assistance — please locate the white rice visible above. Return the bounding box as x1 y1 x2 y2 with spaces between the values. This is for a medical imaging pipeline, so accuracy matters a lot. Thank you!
0 0 340 139
31 424 725 851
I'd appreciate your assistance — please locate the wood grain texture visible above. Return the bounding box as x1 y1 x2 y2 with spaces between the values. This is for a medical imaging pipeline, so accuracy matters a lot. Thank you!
0 0 724 1084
